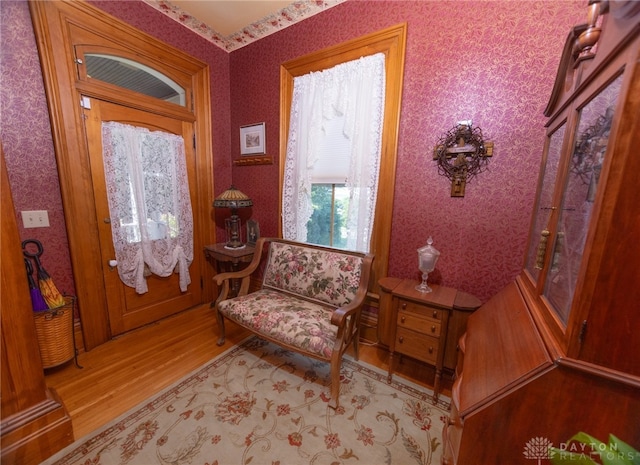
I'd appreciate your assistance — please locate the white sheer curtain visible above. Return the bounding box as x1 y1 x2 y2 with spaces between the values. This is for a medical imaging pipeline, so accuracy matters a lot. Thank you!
102 122 194 294
282 53 386 252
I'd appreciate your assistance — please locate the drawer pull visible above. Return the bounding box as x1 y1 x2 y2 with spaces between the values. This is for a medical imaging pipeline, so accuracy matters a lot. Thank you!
401 316 406 323
401 303 407 310
431 325 436 333
399 336 404 343
433 310 438 318
428 346 434 354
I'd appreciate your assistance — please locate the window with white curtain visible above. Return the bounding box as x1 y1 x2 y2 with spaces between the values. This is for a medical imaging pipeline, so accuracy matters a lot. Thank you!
282 53 386 253
101 121 194 294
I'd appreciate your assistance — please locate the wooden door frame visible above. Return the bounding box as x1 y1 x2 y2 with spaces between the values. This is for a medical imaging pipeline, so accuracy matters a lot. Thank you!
29 0 214 350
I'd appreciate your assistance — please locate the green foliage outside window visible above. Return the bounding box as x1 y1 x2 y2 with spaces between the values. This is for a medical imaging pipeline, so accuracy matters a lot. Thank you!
307 184 348 249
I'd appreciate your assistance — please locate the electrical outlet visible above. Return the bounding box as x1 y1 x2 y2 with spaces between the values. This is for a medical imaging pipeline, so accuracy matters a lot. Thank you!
21 210 50 228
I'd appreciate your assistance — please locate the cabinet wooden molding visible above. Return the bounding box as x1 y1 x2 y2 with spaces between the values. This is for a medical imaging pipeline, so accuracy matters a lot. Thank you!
1 149 73 464
443 3 640 463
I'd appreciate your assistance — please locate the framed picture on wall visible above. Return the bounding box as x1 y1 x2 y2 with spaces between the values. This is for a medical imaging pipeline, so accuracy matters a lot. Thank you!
247 219 260 245
240 122 265 155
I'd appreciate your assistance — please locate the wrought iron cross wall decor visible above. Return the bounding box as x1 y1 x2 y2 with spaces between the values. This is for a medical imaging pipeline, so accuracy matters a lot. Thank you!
433 122 493 197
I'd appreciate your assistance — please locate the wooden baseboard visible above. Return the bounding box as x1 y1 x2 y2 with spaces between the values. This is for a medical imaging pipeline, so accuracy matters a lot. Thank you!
73 319 85 354
360 307 380 344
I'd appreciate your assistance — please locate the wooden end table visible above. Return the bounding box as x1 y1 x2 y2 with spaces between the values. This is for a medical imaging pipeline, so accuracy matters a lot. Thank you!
379 277 458 403
204 243 255 297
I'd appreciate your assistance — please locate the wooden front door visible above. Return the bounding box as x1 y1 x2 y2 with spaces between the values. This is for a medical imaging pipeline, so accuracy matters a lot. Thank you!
84 98 202 335
30 0 215 348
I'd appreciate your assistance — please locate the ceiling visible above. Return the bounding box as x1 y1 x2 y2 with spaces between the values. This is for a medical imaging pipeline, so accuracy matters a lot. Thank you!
142 0 345 52
171 1 292 37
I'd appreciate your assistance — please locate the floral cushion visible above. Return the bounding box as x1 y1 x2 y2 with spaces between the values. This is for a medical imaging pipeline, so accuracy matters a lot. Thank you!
218 289 337 359
262 242 363 308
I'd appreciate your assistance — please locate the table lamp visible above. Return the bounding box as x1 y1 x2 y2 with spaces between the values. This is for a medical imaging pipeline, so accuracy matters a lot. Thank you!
213 186 253 249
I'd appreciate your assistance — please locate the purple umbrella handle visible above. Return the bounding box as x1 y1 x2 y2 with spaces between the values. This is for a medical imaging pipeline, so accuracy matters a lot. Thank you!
24 258 48 311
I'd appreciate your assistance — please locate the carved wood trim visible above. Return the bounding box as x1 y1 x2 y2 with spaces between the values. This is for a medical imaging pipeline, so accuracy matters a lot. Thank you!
234 156 273 166
544 24 589 117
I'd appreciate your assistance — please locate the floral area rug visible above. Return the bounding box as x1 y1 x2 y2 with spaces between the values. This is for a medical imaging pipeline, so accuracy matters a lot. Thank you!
43 337 450 465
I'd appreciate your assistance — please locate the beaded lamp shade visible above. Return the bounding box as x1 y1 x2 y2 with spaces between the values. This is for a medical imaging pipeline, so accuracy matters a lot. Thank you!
213 186 253 249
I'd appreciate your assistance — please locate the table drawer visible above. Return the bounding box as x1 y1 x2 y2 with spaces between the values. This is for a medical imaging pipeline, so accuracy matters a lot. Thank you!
396 328 439 364
398 311 442 336
398 299 445 321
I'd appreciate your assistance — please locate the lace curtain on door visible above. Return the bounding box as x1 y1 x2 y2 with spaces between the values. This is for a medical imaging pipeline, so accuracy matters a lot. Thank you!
282 53 386 253
102 121 194 294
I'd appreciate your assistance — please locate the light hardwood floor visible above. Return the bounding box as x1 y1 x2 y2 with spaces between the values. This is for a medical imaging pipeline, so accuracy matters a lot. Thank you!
45 304 452 441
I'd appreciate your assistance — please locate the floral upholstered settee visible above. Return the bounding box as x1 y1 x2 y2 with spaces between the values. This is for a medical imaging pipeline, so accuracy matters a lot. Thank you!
214 237 374 409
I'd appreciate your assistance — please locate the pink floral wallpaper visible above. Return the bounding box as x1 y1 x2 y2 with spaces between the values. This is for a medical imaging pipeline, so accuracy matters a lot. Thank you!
1 0 585 308
229 0 585 301
1 0 233 297
1 1 74 294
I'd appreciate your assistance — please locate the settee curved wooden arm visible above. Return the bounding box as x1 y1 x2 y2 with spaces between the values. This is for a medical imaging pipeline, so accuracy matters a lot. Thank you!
330 251 374 363
330 302 361 327
213 237 269 287
212 238 269 315
330 252 374 326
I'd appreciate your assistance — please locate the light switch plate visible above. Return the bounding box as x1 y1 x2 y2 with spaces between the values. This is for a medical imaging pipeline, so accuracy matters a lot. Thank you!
21 210 50 228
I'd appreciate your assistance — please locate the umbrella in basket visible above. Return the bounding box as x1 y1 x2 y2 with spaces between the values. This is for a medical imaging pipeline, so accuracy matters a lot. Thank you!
24 258 48 311
22 239 66 309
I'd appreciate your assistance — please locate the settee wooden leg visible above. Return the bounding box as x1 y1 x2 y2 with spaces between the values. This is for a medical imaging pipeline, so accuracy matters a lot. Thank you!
353 331 360 361
216 311 226 346
329 354 341 409
329 383 340 410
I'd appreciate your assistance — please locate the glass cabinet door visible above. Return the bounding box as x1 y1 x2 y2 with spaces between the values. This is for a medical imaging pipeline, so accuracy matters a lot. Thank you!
525 123 566 281
543 74 623 324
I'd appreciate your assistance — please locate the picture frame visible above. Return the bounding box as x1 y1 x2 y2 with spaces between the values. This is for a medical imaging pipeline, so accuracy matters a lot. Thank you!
246 219 260 245
240 122 266 155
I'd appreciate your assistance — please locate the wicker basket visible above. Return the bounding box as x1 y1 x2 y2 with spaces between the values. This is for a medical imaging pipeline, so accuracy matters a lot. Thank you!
33 296 76 369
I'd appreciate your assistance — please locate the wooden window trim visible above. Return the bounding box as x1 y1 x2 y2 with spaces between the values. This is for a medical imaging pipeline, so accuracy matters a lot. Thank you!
279 23 407 296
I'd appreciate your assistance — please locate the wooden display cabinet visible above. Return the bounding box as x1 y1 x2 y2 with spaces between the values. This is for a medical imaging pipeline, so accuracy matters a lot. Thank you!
443 2 640 463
